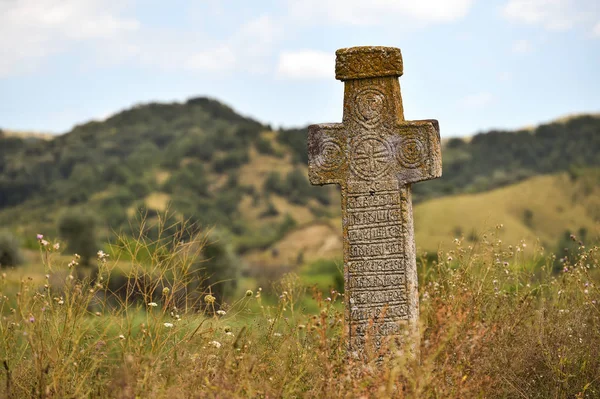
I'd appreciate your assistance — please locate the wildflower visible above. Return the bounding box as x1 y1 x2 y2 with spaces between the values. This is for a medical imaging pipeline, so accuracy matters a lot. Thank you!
273 333 282 337
245 290 253 297
162 287 170 295
216 310 226 316
204 295 216 304
147 302 158 307
75 254 80 260
68 260 78 268
29 316 35 323
36 234 43 241
225 331 234 337
224 326 232 333
209 341 222 349
447 256 453 262
40 240 49 247
119 334 125 340
164 323 174 328
58 299 64 305
97 250 109 262
53 243 60 251
298 324 306 330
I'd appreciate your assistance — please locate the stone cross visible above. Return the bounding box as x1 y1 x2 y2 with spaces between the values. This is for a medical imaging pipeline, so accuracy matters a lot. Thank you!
307 46 442 356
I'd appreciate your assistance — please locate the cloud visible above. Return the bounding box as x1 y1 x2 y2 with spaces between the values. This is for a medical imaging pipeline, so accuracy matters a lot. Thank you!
288 0 476 26
0 0 139 77
459 92 495 109
594 22 600 37
512 39 532 54
503 0 599 32
276 50 335 79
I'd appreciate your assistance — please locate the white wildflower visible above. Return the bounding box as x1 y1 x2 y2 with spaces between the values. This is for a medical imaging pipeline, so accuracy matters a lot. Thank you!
147 302 158 307
209 340 222 349
164 323 174 328
216 310 226 316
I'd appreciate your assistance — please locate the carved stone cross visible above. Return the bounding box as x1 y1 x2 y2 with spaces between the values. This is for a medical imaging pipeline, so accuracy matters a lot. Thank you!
308 46 442 356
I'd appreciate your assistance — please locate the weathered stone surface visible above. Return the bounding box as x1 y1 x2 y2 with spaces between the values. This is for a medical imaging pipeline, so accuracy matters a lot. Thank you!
308 46 442 357
335 46 403 81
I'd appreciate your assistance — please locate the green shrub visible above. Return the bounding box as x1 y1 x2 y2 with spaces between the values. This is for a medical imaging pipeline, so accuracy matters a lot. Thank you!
58 209 98 266
0 230 23 267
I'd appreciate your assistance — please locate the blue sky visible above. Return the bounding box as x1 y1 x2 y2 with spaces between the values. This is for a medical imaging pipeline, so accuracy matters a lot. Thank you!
0 0 599 137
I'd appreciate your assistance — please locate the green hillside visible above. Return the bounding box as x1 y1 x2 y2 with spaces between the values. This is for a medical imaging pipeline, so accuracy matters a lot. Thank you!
1 98 599 260
414 169 600 253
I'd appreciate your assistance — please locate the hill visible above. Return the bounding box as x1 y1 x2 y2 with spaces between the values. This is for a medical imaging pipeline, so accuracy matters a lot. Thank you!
1 98 599 260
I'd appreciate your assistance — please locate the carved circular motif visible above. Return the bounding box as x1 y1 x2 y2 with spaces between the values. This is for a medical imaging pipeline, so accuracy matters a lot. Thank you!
316 139 344 171
353 88 386 129
397 135 426 168
350 135 392 180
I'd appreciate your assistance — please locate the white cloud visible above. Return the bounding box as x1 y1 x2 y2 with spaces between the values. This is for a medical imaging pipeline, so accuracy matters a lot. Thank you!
459 92 495 109
503 0 599 32
0 0 139 77
593 22 600 37
276 50 334 79
512 39 532 54
288 0 476 26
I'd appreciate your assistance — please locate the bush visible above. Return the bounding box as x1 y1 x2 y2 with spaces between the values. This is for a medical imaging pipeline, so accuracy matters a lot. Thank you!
58 209 98 266
188 229 239 302
0 230 23 267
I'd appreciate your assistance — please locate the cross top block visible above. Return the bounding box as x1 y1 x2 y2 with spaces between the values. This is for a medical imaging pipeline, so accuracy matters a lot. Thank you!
335 46 404 81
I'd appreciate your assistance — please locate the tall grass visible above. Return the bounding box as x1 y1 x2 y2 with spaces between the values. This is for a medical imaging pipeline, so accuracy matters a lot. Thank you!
0 223 598 398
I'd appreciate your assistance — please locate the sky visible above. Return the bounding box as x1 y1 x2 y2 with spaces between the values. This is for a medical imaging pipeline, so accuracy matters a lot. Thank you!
0 0 599 138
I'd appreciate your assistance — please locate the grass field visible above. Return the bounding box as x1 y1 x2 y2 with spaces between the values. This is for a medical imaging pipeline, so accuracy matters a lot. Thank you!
0 226 598 398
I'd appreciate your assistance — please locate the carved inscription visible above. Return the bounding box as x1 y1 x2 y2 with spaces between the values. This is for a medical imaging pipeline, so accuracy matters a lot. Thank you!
346 178 409 342
350 287 407 305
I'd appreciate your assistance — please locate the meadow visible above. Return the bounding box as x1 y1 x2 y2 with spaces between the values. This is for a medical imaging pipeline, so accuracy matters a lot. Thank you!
0 221 598 398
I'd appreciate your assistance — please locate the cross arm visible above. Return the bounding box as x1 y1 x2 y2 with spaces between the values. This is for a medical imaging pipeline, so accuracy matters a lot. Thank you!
389 119 442 184
307 123 347 185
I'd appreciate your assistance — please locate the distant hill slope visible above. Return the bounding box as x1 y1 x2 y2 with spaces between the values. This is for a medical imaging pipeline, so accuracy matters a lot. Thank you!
243 169 600 266
1 98 599 257
414 169 600 253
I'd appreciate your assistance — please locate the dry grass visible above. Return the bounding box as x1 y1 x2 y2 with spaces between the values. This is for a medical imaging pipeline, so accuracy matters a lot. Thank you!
414 173 600 253
0 223 599 398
